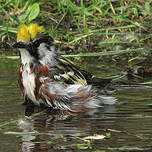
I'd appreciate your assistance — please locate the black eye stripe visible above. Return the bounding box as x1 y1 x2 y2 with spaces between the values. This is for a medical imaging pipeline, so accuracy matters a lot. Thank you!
32 35 54 47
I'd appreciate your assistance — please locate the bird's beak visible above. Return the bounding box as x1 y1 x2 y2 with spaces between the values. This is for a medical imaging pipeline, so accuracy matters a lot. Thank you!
12 41 27 48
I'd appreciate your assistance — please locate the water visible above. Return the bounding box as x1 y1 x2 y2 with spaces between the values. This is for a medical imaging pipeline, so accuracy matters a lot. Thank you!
0 59 152 152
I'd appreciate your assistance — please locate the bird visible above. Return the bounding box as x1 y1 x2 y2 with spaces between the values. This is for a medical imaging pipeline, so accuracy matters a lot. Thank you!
13 23 117 112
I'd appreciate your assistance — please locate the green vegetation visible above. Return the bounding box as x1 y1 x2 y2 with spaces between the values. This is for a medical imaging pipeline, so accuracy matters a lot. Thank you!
0 0 152 60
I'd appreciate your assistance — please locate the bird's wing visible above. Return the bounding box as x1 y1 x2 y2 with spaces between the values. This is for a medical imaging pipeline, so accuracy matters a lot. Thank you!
48 56 87 85
50 56 112 87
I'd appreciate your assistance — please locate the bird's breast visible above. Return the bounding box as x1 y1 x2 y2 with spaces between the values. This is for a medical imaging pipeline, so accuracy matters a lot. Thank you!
22 64 38 104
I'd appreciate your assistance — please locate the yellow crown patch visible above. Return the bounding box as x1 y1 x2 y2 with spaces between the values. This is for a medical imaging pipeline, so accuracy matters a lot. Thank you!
17 23 45 42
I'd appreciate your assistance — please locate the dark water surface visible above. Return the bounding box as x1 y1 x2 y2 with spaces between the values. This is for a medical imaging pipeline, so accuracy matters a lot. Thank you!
0 59 152 152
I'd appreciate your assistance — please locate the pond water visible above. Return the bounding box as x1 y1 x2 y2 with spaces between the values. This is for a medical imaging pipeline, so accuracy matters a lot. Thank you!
0 59 152 152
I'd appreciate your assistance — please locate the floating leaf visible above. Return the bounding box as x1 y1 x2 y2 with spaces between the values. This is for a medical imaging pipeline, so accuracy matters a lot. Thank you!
0 56 20 59
0 120 17 128
108 147 149 151
83 134 105 140
140 81 152 85
76 143 90 150
106 132 111 138
107 128 122 133
47 141 52 145
4 131 39 135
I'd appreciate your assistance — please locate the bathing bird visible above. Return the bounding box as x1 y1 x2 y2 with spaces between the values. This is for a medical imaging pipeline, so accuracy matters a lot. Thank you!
13 23 116 112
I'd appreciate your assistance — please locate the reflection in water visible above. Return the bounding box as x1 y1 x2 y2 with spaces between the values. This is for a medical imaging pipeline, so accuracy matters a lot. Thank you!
17 105 116 152
18 119 35 152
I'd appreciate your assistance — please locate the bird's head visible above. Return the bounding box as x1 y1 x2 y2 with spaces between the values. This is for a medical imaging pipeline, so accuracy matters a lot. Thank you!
13 23 56 65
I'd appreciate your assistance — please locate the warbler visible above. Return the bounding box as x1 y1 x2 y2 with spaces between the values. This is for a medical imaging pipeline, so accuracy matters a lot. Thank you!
13 23 116 112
